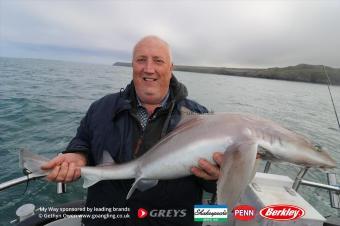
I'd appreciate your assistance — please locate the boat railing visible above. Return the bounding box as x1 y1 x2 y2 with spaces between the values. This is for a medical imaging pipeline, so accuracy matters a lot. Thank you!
0 160 339 224
0 171 66 194
263 161 340 209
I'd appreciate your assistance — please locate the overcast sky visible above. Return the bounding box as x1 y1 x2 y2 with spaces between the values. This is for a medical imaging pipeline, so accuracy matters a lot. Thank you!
0 0 339 68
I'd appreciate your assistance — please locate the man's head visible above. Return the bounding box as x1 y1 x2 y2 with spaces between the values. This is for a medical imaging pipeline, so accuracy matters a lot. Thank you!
132 35 173 105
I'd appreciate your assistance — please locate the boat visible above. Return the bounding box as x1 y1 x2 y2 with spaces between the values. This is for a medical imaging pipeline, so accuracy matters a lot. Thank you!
1 159 339 226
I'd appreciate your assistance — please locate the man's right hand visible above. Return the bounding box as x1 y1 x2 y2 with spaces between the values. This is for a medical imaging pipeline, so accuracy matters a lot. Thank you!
41 153 87 183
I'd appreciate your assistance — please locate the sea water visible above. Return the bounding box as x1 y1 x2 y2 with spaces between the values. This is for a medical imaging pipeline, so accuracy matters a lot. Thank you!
0 57 339 224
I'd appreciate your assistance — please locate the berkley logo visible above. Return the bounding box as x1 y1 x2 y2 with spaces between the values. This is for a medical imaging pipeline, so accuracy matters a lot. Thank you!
233 205 256 221
259 204 305 221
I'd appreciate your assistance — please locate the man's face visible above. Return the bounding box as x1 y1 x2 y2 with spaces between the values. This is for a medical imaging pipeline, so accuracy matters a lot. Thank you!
132 38 173 105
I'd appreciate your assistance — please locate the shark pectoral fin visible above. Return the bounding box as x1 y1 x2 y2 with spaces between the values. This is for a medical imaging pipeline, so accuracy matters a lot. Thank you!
217 142 258 208
136 179 159 192
126 178 159 199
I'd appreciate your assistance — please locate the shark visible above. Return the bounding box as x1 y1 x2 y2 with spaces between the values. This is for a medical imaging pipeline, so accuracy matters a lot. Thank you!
20 113 336 209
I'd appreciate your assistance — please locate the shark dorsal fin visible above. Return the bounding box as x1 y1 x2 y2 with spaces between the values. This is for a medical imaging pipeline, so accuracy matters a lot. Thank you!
176 106 204 129
98 150 115 166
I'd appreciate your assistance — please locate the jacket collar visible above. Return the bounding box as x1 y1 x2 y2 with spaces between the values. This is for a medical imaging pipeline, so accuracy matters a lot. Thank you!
112 75 188 119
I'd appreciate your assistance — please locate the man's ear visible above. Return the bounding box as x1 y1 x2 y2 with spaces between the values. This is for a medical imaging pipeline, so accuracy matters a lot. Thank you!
170 63 174 72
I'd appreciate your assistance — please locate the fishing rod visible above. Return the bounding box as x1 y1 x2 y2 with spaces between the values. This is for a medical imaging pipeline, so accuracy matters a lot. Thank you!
322 65 340 130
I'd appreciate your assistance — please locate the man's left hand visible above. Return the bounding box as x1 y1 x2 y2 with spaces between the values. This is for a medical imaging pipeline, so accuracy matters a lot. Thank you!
191 152 224 180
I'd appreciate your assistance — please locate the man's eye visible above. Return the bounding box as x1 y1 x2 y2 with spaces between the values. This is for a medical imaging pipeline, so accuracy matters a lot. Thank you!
155 59 164 64
136 58 146 62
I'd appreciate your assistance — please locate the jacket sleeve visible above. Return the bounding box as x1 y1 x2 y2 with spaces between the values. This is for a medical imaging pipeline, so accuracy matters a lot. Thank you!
63 103 94 156
196 178 217 193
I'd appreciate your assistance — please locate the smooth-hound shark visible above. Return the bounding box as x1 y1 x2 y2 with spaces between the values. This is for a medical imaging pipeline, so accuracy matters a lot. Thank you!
20 113 336 209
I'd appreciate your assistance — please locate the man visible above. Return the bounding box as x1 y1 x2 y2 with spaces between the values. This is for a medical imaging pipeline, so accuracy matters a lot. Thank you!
42 35 223 225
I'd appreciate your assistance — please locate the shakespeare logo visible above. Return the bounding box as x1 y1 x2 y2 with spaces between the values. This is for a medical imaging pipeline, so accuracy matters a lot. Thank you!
194 205 228 222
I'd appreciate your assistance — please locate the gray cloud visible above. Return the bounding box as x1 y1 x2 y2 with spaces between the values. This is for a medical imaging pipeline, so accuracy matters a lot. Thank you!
1 0 339 68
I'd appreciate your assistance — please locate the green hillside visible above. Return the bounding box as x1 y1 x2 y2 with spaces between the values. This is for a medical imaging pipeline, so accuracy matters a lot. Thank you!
113 62 340 85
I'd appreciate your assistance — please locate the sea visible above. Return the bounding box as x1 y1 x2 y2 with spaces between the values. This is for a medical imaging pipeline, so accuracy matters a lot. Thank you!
0 57 339 225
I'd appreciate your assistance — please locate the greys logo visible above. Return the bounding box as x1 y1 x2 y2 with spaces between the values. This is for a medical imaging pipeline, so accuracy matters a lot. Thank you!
138 209 187 218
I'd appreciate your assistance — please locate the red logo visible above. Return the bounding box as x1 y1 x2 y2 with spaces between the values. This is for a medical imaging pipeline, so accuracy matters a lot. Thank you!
138 208 148 218
233 205 256 221
259 204 305 221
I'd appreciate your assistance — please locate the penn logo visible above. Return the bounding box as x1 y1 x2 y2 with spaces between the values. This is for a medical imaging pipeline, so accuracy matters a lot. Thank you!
233 205 256 221
259 204 305 221
137 208 148 219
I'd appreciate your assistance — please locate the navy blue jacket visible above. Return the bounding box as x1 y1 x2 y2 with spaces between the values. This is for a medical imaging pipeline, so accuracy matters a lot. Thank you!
65 77 216 226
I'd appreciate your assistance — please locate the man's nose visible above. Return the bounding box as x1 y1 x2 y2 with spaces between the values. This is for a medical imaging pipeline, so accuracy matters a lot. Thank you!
144 60 155 74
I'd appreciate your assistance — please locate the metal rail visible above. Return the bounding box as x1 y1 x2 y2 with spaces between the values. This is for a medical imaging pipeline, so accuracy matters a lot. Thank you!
0 172 66 194
292 167 309 191
0 173 45 191
264 161 340 209
263 161 272 173
1 150 67 194
300 179 340 192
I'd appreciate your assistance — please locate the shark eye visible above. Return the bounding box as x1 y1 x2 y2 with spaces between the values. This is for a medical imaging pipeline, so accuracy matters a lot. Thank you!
314 144 322 152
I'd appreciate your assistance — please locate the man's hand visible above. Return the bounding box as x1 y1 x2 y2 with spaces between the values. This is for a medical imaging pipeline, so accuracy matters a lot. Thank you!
191 152 224 180
41 153 87 183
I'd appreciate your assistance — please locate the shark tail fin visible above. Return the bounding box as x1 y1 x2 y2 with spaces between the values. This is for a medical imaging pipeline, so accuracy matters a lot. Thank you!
126 178 158 199
19 149 50 176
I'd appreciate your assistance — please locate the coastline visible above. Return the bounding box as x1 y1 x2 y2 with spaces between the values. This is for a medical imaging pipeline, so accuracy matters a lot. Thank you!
113 62 340 86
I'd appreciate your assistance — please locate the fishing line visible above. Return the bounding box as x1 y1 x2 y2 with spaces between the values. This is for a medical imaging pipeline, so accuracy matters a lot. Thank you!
21 168 46 196
318 67 340 220
22 168 32 195
322 65 340 130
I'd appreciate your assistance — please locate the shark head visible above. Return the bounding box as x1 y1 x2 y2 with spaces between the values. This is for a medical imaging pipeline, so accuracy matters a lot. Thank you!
257 134 337 169
282 140 336 169
309 143 337 168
